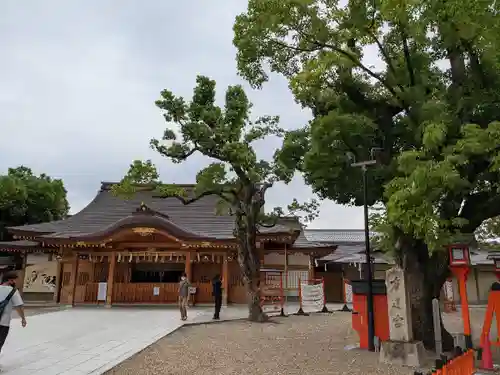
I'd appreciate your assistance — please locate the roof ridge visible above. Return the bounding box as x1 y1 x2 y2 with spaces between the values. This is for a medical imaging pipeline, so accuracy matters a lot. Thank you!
304 228 365 232
100 182 197 192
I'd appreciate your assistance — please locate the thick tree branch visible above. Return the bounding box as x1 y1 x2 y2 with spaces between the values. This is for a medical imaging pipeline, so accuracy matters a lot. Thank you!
460 191 500 232
170 188 235 206
400 25 416 87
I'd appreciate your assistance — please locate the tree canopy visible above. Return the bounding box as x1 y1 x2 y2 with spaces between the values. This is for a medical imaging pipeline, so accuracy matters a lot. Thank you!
234 0 500 252
0 166 69 241
113 76 317 224
113 75 318 320
233 0 500 347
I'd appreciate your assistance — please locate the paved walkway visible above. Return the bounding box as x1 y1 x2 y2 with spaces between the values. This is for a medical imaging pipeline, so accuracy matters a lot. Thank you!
0 303 347 375
1 307 205 375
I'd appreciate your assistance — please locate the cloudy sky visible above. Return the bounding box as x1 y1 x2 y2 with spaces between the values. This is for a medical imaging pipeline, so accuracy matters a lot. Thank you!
0 0 364 229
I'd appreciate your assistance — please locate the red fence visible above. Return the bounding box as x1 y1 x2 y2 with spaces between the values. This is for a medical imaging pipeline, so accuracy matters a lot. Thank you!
415 350 475 375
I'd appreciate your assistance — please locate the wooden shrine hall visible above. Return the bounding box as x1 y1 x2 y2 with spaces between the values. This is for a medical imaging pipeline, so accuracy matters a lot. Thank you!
0 182 336 306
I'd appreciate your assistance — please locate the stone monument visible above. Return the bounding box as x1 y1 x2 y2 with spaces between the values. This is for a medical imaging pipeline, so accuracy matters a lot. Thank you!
379 266 426 367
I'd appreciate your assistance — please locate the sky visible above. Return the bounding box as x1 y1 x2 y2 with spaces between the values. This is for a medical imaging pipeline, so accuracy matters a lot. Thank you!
0 0 364 229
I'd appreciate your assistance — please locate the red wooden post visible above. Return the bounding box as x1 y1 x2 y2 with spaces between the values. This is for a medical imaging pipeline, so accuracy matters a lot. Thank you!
296 277 307 315
279 271 285 316
448 244 472 349
451 266 472 348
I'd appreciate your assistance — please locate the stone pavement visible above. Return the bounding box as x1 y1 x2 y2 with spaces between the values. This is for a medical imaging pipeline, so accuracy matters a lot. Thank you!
0 303 347 375
0 307 205 375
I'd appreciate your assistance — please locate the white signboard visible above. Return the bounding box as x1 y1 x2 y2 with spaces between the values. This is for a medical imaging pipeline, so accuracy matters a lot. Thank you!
97 282 107 301
23 260 58 293
344 282 353 303
300 282 324 310
153 287 160 296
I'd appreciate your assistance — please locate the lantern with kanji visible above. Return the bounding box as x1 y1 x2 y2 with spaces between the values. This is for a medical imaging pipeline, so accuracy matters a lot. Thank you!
448 244 471 268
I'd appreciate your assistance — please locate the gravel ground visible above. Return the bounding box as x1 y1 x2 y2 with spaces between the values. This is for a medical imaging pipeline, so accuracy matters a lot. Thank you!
106 307 496 375
107 313 417 375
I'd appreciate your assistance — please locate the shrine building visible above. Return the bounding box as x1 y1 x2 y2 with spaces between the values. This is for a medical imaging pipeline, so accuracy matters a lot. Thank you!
0 182 336 306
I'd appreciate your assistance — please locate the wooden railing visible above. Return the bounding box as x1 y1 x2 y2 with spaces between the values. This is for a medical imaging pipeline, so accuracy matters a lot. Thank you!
85 283 98 302
82 282 214 304
113 283 178 303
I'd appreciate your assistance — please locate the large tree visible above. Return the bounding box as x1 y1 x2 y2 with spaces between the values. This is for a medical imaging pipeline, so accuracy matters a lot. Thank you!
233 0 500 349
113 76 317 322
0 166 70 241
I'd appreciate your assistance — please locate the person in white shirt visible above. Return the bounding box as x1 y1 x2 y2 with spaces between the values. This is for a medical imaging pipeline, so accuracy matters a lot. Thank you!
0 271 26 353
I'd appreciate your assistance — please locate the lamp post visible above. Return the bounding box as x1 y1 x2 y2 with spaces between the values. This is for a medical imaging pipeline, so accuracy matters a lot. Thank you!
448 243 472 349
351 158 377 352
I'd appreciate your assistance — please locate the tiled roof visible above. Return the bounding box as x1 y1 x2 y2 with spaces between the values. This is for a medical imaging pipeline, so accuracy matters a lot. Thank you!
291 232 335 249
274 218 336 250
8 183 293 240
304 229 367 243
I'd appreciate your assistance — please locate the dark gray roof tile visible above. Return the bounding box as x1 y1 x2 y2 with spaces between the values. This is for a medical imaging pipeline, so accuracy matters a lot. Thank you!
304 229 366 243
9 183 295 240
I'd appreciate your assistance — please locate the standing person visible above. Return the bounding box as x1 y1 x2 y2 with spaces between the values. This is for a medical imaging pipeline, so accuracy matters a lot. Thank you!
0 271 27 353
178 272 190 321
212 274 222 320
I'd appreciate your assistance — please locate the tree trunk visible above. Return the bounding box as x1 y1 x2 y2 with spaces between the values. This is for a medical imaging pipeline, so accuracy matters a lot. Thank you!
400 237 454 351
234 195 268 323
246 275 268 322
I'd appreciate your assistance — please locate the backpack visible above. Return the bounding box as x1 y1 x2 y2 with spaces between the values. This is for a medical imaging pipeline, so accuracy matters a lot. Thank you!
0 287 16 318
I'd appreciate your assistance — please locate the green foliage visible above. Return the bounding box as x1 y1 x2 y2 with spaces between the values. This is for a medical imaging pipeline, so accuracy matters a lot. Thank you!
234 0 500 251
476 216 500 249
0 166 69 240
113 76 318 230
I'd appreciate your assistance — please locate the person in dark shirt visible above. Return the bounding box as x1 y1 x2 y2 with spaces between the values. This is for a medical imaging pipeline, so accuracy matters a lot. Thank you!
212 274 223 320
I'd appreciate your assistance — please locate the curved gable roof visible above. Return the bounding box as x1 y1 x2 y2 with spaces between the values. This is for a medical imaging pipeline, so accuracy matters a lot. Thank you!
9 182 294 241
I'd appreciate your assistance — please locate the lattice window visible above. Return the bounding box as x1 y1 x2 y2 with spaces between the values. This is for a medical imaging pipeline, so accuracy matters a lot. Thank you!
78 272 89 286
62 272 71 286
93 263 108 282
230 274 245 287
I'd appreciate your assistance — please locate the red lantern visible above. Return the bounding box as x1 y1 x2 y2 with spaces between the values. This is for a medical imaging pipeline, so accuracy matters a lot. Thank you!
448 243 472 349
448 244 471 267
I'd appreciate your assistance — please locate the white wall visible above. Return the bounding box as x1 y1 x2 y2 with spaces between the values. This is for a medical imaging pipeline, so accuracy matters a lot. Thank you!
263 253 310 266
26 253 51 265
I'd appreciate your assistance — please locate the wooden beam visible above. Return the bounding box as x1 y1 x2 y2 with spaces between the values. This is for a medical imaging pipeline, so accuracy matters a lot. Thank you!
53 259 63 303
284 245 288 292
105 252 116 307
185 251 192 281
308 255 315 280
69 252 79 307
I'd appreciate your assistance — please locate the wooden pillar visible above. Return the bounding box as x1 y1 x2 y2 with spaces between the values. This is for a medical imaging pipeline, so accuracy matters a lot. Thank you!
105 252 116 307
309 255 315 280
284 245 288 290
69 252 79 307
185 252 192 281
53 258 63 303
222 253 229 306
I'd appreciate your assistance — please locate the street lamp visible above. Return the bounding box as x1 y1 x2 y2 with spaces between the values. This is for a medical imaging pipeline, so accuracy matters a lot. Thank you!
351 155 377 352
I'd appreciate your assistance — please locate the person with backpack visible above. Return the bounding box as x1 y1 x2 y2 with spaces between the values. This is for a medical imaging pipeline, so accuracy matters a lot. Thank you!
178 272 190 321
0 271 26 353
